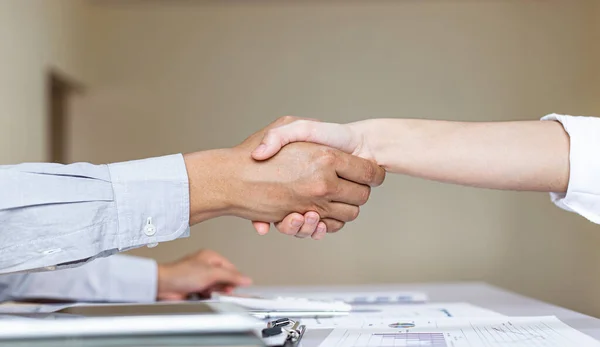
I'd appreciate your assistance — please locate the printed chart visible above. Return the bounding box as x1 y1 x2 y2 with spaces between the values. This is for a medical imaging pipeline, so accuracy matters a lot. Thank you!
319 316 600 347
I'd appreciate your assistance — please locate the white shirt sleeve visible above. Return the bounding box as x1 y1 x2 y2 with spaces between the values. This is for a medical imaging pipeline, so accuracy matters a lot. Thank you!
0 255 157 303
541 114 600 224
0 154 190 274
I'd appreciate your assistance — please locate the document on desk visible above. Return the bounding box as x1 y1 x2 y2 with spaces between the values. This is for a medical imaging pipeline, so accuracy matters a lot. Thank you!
303 303 502 329
279 291 428 305
319 316 600 347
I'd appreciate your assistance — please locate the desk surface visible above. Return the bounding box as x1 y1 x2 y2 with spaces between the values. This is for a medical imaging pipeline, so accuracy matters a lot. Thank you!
240 282 600 344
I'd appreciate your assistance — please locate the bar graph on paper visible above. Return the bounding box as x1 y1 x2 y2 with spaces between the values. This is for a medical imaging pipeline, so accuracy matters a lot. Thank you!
320 317 600 347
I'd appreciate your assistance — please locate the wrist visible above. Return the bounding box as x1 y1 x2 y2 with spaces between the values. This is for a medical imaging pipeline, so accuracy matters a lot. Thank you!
156 264 170 301
184 149 238 225
347 119 393 166
350 118 412 173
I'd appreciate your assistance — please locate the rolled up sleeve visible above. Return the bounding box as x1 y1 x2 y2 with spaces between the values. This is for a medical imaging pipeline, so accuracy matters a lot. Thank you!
0 154 190 274
541 114 600 224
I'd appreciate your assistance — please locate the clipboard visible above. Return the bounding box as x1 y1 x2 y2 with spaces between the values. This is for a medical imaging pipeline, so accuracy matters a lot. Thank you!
261 318 306 347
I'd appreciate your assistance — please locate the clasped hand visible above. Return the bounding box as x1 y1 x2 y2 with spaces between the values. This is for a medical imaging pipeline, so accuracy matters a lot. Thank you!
240 117 385 239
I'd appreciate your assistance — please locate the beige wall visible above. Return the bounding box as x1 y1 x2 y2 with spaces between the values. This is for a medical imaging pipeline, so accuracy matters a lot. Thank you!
70 1 600 316
595 1 600 110
0 0 89 164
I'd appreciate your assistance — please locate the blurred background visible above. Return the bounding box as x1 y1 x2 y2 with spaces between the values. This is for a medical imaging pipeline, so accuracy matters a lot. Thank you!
1 0 600 316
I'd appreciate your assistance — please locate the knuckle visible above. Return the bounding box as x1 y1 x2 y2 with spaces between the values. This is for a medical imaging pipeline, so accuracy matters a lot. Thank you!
279 115 298 125
359 186 371 205
264 129 276 139
312 180 333 197
279 224 298 236
196 250 210 260
327 221 345 233
380 169 386 184
363 162 377 183
311 203 329 217
263 129 282 145
348 207 360 222
317 149 337 166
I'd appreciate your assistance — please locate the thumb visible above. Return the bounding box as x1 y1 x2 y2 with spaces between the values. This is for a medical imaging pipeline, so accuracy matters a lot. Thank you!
250 123 301 161
210 268 253 288
251 120 356 161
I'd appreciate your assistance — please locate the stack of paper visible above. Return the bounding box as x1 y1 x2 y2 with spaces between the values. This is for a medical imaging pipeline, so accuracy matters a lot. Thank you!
320 316 600 347
291 291 600 346
280 291 428 305
303 302 502 329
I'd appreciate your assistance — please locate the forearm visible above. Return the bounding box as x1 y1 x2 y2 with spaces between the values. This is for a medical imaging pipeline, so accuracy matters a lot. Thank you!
357 119 570 192
0 155 189 274
0 255 157 303
184 149 235 225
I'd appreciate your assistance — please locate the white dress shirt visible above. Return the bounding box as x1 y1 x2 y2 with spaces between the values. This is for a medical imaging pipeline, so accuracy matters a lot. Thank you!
0 154 190 274
0 255 157 303
542 114 600 223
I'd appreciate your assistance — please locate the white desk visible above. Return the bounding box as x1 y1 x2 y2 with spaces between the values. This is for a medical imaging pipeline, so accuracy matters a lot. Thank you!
240 282 600 345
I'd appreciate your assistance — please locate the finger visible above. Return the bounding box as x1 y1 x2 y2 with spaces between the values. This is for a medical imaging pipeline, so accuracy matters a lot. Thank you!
199 283 227 296
272 115 319 127
208 252 237 271
311 222 327 240
210 268 253 288
159 293 185 301
196 249 236 269
198 283 236 298
210 283 236 293
244 116 320 147
252 221 271 235
330 179 371 206
321 218 345 233
335 151 386 187
323 203 360 222
252 121 355 161
274 213 305 236
296 211 320 238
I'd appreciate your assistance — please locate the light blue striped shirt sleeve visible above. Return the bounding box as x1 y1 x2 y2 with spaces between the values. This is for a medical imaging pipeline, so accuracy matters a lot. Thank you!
0 154 190 274
0 255 158 303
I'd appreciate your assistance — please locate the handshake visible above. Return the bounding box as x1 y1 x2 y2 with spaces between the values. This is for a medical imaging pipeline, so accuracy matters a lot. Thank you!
185 116 385 240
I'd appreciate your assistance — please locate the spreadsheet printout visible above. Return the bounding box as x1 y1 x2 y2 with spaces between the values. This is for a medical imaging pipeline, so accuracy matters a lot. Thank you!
319 316 600 347
304 303 503 329
264 292 428 305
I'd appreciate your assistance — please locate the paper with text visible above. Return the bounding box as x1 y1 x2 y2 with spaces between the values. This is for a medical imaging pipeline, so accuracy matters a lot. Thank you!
290 291 428 305
319 316 600 347
304 303 503 329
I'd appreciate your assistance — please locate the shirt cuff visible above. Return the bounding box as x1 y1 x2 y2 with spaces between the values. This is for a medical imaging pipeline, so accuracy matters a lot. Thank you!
541 114 600 224
106 255 158 302
108 154 190 250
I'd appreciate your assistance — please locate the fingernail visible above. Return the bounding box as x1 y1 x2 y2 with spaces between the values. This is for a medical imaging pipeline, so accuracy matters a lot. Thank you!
307 215 318 224
317 225 326 233
253 144 266 155
291 218 303 227
241 277 252 285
